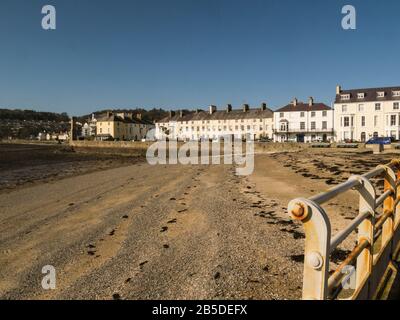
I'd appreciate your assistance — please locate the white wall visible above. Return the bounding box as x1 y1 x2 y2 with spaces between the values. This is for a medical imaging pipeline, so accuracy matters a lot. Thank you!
334 99 400 142
156 117 273 141
273 109 334 142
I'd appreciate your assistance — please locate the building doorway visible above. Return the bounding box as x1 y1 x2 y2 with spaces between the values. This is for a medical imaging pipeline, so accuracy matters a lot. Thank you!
296 134 305 143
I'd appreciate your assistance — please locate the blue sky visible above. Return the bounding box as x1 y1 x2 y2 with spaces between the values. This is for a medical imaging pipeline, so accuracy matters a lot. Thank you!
0 0 399 116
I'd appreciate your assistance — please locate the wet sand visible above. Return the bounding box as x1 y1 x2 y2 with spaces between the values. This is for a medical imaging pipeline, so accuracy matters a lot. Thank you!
0 143 144 193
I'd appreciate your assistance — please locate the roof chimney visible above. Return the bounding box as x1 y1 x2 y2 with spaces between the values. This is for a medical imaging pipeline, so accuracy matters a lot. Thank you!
243 104 249 112
116 112 125 119
336 85 342 95
179 110 184 118
261 102 267 111
135 113 141 120
168 110 175 118
308 97 314 106
292 98 298 106
226 104 232 112
209 105 217 114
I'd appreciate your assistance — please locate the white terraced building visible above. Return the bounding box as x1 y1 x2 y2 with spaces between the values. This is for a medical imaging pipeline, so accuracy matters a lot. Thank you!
273 97 334 143
155 103 274 141
334 85 400 142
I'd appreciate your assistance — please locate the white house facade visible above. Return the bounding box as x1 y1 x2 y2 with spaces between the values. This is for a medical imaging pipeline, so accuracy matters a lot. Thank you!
334 85 400 142
155 103 274 141
273 97 334 143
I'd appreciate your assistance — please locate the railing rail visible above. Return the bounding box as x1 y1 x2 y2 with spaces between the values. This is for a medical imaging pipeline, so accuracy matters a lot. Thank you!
288 159 400 300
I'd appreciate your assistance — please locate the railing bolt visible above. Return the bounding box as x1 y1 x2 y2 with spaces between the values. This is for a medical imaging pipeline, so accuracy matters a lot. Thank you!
291 203 307 220
307 252 323 270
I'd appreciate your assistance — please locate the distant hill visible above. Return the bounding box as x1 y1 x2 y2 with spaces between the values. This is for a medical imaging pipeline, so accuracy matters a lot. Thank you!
0 107 183 139
0 109 70 139
0 109 70 122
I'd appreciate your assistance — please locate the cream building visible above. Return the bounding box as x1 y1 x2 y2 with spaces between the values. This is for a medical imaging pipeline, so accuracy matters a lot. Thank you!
334 85 400 142
96 112 154 141
155 103 273 141
273 97 334 143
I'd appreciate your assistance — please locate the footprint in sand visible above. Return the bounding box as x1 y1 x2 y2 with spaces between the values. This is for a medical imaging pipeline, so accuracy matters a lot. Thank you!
160 226 168 232
167 218 177 224
139 261 148 269
87 250 96 256
112 293 121 300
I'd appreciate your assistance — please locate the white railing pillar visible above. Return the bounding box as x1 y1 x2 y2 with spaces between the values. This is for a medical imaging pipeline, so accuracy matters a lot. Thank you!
288 198 331 300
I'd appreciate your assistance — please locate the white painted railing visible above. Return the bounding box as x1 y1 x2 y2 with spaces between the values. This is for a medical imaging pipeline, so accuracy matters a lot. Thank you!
288 160 400 300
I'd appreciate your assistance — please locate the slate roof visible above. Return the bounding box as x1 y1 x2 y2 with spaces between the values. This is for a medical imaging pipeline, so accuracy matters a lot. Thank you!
275 102 331 112
96 113 154 125
157 106 273 123
335 86 400 103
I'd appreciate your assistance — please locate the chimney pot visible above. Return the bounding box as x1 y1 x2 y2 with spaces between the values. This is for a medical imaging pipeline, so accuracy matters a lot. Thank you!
308 97 314 106
336 85 342 95
209 105 217 114
226 104 232 112
292 98 298 106
261 103 267 111
243 104 249 112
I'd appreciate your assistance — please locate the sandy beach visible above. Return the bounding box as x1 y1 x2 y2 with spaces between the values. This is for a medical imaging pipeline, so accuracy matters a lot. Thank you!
0 143 397 299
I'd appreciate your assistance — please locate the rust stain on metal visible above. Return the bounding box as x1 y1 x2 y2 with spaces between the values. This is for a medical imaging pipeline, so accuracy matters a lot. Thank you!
291 202 307 220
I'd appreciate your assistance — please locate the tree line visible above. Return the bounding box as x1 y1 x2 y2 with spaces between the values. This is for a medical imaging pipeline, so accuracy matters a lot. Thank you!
0 109 70 122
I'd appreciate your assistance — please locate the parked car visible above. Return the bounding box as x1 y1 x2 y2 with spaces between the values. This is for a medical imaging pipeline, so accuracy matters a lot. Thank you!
365 137 393 145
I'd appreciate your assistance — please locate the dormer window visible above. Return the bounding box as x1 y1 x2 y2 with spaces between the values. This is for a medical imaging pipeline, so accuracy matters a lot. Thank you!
377 91 385 98
341 94 350 101
357 93 365 99
393 91 400 97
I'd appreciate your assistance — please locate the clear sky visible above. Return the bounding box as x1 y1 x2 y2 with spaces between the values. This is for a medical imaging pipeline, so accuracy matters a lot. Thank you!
0 0 399 116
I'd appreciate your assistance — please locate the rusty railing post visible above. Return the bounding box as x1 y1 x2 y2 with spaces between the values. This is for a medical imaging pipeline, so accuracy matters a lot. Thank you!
288 198 331 300
350 175 375 296
378 165 396 247
394 162 400 231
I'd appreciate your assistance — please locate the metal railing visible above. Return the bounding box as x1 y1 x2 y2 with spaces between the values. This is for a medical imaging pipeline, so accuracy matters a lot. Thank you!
274 128 333 134
288 160 400 300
